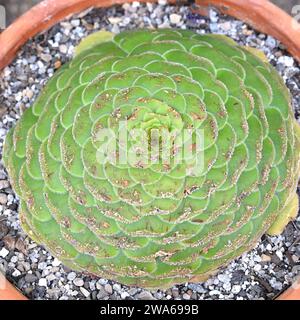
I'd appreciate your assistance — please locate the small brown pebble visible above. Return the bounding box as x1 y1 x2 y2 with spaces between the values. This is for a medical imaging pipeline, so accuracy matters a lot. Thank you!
261 254 271 262
3 235 16 250
0 221 9 239
15 237 28 255
19 103 26 114
172 288 179 298
0 193 7 205
0 107 6 118
242 29 253 36
274 51 283 58
54 60 62 69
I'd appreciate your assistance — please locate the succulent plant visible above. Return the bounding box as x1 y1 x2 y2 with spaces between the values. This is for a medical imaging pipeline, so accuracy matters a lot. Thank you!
3 29 300 289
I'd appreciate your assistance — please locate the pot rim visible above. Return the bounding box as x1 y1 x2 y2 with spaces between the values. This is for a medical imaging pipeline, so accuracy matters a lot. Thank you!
0 272 28 300
0 0 299 301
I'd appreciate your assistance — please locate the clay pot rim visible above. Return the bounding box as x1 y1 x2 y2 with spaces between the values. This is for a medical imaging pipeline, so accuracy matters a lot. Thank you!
0 0 300 300
0 272 28 300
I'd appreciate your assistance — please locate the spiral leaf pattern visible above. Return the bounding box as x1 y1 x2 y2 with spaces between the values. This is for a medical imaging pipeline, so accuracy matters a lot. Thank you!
3 29 300 288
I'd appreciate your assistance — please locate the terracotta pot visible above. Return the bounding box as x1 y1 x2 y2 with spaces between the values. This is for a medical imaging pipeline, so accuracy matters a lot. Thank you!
0 0 299 300
0 272 27 300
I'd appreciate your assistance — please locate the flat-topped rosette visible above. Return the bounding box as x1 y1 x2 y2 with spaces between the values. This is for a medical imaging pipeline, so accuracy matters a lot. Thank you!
3 29 300 288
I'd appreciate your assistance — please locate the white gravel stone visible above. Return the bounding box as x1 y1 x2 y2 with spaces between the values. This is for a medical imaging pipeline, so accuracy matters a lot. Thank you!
182 293 191 300
59 45 68 54
111 24 120 34
121 291 130 299
108 17 122 24
217 274 230 283
71 19 81 27
209 290 221 296
38 262 47 270
38 278 47 287
52 258 61 267
170 13 181 25
10 256 18 263
232 285 241 294
12 269 21 277
73 278 84 287
276 250 283 260
0 247 9 258
278 56 294 67
80 287 90 297
254 264 262 272
67 272 76 281
112 283 121 292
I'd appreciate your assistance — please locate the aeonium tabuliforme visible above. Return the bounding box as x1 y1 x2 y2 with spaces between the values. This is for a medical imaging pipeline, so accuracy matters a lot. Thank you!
3 29 300 288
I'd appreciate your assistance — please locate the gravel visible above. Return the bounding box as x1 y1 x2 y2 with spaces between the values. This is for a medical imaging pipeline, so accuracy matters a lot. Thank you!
0 2 300 300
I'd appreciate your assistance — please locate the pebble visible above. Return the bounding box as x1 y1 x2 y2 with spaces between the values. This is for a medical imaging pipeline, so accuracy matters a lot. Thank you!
111 24 120 34
73 278 84 287
67 272 76 281
278 56 294 67
217 273 231 283
0 247 9 258
182 293 191 300
121 291 130 299
254 264 262 272
223 282 231 292
108 17 122 24
261 254 271 262
38 261 47 270
276 250 283 261
219 21 231 31
25 89 34 99
104 283 113 294
52 258 61 267
232 285 241 294
265 36 277 49
80 287 90 297
170 13 181 25
71 19 80 27
136 291 156 300
0 180 9 189
54 60 62 69
47 274 56 282
38 278 47 287
59 44 68 54
25 273 38 283
97 287 109 299
112 283 121 292
266 244 272 251
40 53 52 63
12 269 21 277
209 290 221 296
0 193 7 205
